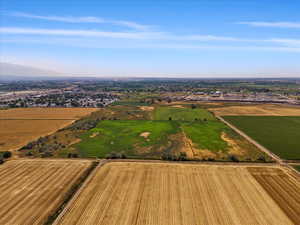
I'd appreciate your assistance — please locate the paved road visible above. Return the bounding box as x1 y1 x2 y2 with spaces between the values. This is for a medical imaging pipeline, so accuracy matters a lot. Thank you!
217 116 284 164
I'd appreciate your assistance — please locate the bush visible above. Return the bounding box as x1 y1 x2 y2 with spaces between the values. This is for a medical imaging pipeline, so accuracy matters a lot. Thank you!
105 151 126 159
2 151 12 158
228 155 239 162
257 156 266 162
178 152 187 161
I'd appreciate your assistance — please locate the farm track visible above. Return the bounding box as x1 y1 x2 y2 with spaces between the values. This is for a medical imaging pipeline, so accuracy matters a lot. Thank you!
0 159 91 225
54 162 297 225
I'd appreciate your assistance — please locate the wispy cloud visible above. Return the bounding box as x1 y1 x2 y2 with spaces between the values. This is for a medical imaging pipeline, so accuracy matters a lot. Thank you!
238 21 300 28
0 27 244 41
0 27 163 39
7 12 151 31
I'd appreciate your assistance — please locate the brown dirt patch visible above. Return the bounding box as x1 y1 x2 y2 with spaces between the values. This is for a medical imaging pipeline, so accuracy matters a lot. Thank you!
140 132 150 138
139 106 154 111
90 132 99 138
171 105 185 108
221 132 245 156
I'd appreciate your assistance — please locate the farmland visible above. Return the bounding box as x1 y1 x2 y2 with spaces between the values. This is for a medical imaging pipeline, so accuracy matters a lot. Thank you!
0 108 98 151
54 162 299 225
48 104 270 162
153 106 215 121
0 107 99 119
209 104 300 116
223 116 300 160
0 159 92 225
75 120 180 158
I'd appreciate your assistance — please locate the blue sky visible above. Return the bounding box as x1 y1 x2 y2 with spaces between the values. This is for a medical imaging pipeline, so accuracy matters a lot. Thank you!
1 0 300 77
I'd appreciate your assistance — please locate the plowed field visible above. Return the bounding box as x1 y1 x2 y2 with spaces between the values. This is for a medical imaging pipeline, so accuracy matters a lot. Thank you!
0 159 91 225
55 162 299 225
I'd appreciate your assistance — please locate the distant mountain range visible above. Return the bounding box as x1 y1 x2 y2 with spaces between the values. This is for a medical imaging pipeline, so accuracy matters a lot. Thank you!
0 62 64 81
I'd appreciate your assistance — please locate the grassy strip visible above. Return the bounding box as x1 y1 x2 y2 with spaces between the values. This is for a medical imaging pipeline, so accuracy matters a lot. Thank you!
44 161 99 225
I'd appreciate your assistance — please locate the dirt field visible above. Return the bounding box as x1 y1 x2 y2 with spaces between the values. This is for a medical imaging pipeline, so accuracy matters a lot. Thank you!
0 107 98 119
209 104 300 116
0 108 98 151
0 159 92 225
54 162 298 225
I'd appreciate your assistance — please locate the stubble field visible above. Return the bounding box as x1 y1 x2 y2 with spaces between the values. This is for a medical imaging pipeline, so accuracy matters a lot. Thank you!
209 104 300 116
0 159 92 225
54 162 300 225
0 108 98 151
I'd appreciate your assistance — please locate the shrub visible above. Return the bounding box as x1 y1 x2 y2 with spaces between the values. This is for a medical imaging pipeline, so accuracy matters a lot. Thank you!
228 155 239 162
2 151 12 158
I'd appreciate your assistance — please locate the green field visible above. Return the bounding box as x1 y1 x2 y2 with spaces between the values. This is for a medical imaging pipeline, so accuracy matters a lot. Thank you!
224 116 300 160
153 106 215 121
74 120 180 158
181 121 228 152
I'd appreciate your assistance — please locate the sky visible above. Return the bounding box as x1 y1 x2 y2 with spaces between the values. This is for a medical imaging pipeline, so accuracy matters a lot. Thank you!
0 0 300 77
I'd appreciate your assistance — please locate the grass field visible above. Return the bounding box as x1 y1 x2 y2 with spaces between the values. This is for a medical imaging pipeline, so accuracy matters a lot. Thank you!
72 118 269 161
0 159 92 225
153 106 215 121
75 120 180 158
181 121 228 151
224 116 300 160
0 108 98 151
54 162 300 225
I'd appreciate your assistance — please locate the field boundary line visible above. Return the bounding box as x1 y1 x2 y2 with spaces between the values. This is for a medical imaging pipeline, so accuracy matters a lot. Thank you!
217 116 283 164
52 160 107 225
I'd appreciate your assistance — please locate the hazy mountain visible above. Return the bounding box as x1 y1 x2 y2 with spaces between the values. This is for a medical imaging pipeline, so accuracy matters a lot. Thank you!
0 62 63 80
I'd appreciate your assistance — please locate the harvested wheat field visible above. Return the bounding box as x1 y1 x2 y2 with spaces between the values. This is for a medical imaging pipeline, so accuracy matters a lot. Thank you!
210 104 300 116
0 107 98 119
0 108 98 151
0 119 75 151
0 159 92 225
54 162 300 225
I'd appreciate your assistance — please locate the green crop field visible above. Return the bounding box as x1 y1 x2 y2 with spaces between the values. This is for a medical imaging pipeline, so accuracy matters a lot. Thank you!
223 116 300 160
74 120 180 158
181 121 228 152
153 106 215 121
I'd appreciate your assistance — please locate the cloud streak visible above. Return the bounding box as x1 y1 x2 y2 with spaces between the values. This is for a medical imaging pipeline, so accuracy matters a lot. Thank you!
238 21 300 28
2 27 300 47
7 12 151 31
0 27 246 42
